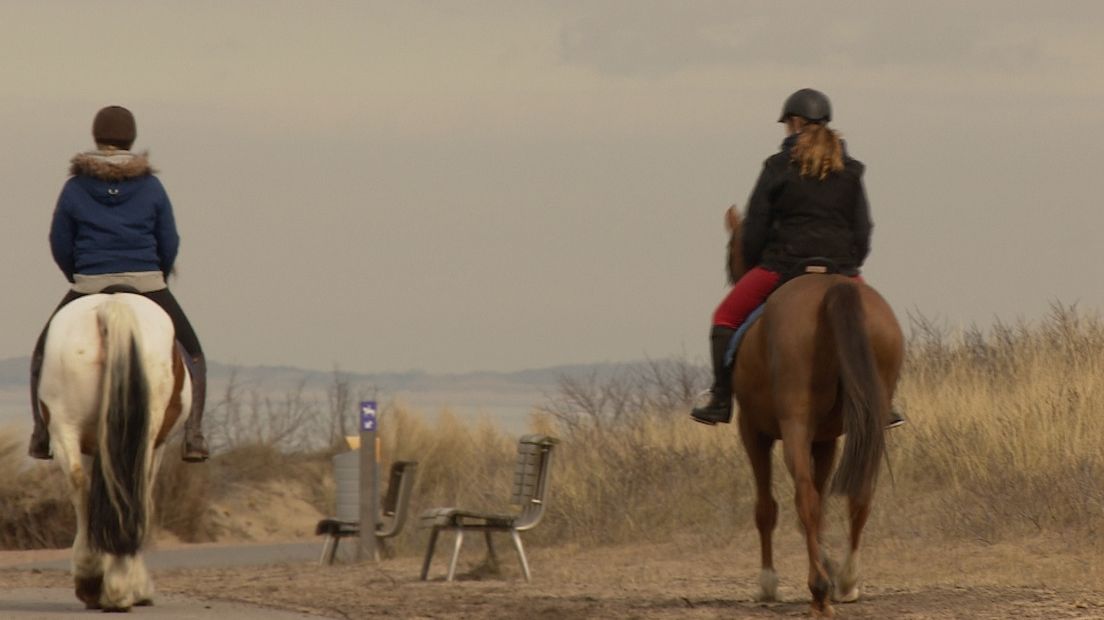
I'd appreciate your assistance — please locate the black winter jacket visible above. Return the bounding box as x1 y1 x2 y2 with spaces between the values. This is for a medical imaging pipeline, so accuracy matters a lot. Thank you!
741 135 872 275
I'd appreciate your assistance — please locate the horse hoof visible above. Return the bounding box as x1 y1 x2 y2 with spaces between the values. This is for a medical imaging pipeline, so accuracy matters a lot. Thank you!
101 605 132 613
834 586 860 603
135 597 154 606
757 569 779 602
75 575 103 609
810 603 835 618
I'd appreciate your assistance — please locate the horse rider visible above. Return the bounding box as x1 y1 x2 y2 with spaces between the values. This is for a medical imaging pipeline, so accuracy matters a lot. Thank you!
690 88 904 428
28 105 209 462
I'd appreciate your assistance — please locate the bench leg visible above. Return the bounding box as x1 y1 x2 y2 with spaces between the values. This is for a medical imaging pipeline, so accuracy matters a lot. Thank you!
319 535 337 566
447 528 465 582
510 529 531 582
420 528 440 580
377 537 394 560
484 531 500 572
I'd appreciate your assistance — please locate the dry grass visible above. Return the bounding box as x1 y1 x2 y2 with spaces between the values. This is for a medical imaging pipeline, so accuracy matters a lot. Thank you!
384 306 1104 551
0 432 73 549
889 305 1104 541
2 305 1102 555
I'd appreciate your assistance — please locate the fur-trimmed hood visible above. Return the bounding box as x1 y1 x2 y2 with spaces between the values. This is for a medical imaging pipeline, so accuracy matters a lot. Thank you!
69 150 155 182
52 151 177 280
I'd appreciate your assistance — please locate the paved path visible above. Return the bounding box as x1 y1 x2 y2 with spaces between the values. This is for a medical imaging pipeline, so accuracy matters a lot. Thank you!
1 589 329 619
11 542 321 571
2 542 336 619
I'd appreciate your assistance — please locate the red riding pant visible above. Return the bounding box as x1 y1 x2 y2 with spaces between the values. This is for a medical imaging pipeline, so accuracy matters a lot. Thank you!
712 267 866 329
712 266 781 329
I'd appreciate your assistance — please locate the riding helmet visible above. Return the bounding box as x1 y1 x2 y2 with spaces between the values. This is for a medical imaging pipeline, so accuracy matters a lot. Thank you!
92 106 137 150
778 88 831 123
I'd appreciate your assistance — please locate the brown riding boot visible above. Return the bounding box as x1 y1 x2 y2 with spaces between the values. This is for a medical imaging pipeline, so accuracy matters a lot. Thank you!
28 346 53 460
182 353 210 462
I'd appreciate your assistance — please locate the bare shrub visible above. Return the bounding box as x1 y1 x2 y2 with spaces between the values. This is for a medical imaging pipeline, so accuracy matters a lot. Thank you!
326 369 355 447
0 435 72 549
207 370 325 453
153 442 215 541
537 358 708 432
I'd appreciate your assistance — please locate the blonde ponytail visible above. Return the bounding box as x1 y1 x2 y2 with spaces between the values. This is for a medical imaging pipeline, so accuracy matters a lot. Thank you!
791 123 844 180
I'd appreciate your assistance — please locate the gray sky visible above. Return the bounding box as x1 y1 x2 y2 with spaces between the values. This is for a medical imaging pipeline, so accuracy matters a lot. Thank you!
1 1 1102 374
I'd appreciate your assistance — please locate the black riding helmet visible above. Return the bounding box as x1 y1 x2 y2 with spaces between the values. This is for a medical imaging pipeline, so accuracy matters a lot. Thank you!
778 88 831 123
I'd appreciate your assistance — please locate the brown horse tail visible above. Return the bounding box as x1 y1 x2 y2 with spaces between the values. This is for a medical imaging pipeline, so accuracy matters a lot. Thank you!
825 282 886 498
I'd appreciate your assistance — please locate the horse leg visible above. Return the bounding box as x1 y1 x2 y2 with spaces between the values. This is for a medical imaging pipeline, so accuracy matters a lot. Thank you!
57 448 102 610
130 445 165 607
740 422 778 601
812 440 839 587
132 555 155 606
835 489 872 603
782 431 833 618
133 446 167 606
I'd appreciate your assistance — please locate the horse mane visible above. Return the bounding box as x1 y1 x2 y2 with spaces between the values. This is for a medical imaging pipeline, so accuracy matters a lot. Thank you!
725 206 746 285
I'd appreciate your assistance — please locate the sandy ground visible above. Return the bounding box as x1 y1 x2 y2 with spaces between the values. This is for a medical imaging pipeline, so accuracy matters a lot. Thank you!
3 529 1101 619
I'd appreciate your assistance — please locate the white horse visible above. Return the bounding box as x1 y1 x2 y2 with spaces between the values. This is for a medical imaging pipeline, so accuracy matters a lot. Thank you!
38 292 190 611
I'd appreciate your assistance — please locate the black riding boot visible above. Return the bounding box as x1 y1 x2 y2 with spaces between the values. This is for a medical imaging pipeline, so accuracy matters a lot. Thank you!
182 352 209 462
691 326 737 425
28 346 52 460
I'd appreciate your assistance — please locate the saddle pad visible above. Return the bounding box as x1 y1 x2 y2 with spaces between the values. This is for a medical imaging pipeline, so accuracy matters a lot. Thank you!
724 304 766 367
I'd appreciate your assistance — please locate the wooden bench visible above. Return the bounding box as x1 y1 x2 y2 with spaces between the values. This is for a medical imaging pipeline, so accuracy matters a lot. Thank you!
316 454 417 564
419 434 558 582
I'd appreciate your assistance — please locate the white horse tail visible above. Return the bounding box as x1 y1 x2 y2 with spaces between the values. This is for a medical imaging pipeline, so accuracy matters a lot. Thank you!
88 296 151 556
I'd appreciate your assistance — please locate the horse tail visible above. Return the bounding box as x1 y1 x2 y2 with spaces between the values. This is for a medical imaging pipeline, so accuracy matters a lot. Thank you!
825 282 886 498
88 296 151 556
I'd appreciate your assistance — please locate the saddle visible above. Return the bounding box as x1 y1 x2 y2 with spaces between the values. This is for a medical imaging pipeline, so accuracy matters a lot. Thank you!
780 257 857 285
98 284 142 295
725 257 857 366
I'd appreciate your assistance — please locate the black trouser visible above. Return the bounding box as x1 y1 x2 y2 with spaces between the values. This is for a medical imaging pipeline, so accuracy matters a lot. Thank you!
34 287 203 360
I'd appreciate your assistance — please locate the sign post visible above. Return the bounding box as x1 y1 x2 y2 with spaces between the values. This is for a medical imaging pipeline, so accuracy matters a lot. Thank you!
358 400 380 561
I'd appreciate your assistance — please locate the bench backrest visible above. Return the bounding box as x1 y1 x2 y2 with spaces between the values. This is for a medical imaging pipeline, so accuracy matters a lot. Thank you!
510 434 559 531
377 461 418 537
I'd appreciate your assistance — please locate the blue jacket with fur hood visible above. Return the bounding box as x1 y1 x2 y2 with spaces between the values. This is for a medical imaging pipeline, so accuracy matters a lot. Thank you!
49 151 179 282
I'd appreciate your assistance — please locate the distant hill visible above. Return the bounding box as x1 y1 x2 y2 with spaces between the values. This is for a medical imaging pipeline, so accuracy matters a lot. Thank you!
0 355 677 392
0 356 702 434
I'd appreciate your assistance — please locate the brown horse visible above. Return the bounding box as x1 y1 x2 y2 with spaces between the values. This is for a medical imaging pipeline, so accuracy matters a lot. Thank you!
723 207 903 617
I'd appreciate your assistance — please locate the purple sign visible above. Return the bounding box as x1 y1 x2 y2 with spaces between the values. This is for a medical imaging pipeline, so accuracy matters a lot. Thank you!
360 401 377 432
